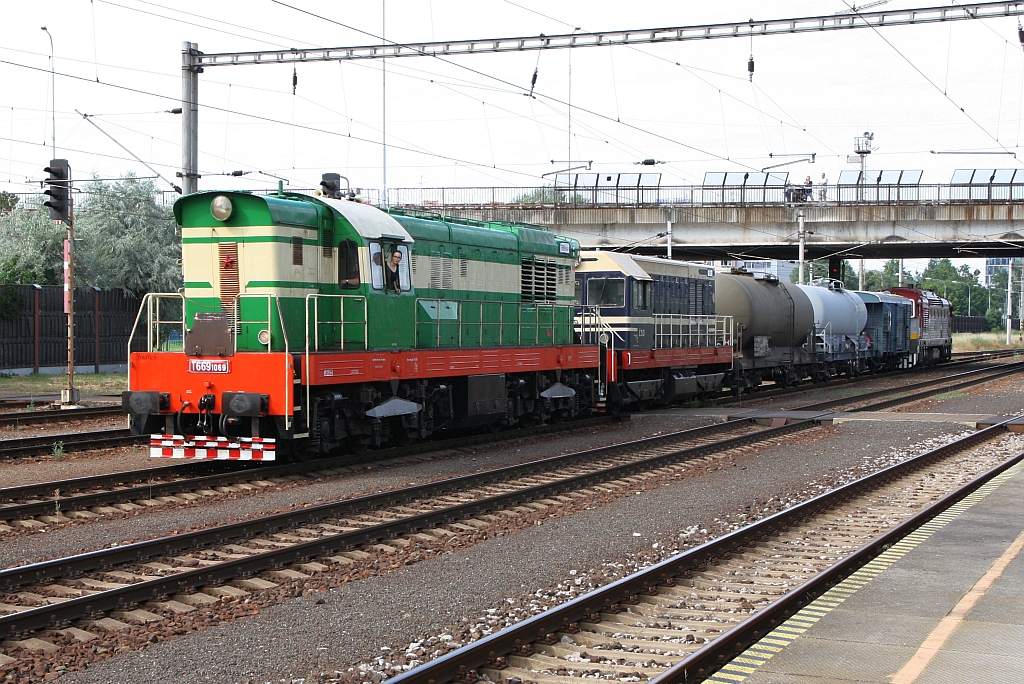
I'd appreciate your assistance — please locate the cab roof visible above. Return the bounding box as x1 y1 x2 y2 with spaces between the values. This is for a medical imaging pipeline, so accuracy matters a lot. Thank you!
576 251 653 280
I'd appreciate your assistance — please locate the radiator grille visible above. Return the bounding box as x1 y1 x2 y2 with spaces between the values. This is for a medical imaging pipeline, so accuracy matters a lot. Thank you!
218 242 240 313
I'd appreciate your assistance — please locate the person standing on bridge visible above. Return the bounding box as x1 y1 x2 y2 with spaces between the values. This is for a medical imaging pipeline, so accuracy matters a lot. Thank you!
818 173 829 203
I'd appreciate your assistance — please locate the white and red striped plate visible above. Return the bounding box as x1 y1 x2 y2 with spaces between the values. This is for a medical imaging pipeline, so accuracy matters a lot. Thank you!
149 434 276 461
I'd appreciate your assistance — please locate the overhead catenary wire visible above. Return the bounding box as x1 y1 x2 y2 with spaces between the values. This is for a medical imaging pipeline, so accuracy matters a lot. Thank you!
96 0 315 51
500 0 835 153
0 58 550 183
90 0 100 82
842 0 1023 164
75 110 181 192
267 0 756 170
23 0 797 182
998 39 1008 141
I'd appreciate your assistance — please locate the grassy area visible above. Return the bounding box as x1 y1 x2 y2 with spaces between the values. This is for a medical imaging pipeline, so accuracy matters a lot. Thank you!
0 372 127 397
952 332 1024 352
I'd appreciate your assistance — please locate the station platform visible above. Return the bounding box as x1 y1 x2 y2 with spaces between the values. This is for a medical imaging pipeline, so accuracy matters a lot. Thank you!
717 460 1024 684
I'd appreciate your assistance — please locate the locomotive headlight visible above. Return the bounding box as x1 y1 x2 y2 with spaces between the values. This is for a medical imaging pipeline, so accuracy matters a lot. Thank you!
210 195 233 221
257 329 271 345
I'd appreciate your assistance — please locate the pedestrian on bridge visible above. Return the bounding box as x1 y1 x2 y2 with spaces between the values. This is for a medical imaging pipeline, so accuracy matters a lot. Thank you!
818 173 829 203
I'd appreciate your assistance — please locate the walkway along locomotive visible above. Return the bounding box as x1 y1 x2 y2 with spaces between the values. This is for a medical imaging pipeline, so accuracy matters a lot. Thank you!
122 188 733 460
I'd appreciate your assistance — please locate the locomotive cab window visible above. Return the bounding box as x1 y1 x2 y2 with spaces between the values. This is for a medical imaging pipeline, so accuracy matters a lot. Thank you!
631 280 651 311
369 242 384 290
587 278 625 308
370 242 410 294
337 239 360 289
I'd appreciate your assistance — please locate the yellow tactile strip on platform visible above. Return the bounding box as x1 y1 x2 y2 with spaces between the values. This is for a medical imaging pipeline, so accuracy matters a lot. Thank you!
704 461 1024 684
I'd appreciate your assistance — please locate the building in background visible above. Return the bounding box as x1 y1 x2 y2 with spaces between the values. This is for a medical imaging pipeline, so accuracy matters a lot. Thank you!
985 258 1012 287
712 259 799 282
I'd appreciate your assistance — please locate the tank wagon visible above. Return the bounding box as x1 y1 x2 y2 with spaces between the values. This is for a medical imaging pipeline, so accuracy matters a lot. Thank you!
123 188 733 461
715 270 950 390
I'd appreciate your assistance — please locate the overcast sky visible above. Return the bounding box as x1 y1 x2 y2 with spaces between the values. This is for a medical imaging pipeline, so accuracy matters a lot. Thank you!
4 1 1023 276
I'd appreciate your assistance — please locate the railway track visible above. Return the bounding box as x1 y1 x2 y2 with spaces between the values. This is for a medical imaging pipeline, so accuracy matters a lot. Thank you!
387 418 1024 684
2 360 1021 664
712 348 1023 408
0 429 140 460
796 359 1024 412
0 350 1016 432
1 352 1019 462
0 416 619 530
0 405 122 429
0 418 780 641
1 359 1021 533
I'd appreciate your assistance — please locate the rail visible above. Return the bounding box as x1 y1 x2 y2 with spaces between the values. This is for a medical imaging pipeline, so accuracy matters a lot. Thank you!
653 313 732 349
413 298 576 348
385 416 1022 684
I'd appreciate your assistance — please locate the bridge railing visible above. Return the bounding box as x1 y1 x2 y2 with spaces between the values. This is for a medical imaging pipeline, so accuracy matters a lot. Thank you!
7 183 1022 213
381 183 1024 209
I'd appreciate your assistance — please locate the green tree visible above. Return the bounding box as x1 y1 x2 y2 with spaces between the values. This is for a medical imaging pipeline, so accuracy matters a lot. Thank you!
0 191 19 212
0 256 34 320
0 197 66 285
984 264 1022 332
513 186 586 205
76 175 181 295
916 258 986 317
0 176 182 296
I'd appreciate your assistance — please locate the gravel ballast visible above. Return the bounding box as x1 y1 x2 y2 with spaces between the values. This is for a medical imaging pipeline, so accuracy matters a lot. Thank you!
0 415 714 569
55 418 976 684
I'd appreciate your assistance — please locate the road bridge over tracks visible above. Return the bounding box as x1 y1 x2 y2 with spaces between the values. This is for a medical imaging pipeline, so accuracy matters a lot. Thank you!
383 183 1024 261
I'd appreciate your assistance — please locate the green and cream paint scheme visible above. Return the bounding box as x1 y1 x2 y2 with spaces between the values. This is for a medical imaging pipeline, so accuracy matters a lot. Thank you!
174 191 579 352
124 190 598 456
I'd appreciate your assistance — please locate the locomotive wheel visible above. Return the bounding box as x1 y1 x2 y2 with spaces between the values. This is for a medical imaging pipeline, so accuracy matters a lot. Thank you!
344 436 368 454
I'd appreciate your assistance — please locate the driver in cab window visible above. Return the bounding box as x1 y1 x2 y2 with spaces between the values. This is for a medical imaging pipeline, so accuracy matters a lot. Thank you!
385 248 402 294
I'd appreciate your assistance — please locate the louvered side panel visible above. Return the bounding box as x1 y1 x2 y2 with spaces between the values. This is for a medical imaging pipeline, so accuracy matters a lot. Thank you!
429 254 443 289
543 261 557 302
218 242 240 313
520 259 534 302
441 256 454 289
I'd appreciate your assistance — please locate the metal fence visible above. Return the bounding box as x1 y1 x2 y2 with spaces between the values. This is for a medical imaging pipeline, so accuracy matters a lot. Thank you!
382 183 1024 208
6 182 1024 216
0 286 142 373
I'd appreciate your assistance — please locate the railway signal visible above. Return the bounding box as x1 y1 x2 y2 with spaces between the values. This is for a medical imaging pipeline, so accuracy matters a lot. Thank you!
43 159 79 405
42 159 71 225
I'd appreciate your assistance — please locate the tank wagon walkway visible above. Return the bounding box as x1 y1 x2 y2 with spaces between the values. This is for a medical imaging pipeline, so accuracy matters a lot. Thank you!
730 460 1024 684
